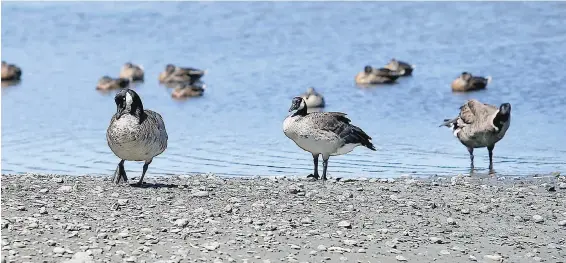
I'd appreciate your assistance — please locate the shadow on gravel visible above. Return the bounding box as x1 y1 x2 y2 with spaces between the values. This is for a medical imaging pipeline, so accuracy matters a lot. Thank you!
129 182 187 189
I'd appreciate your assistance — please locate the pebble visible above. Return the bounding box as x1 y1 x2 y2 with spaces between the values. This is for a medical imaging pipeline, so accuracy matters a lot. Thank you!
337 221 352 229
446 217 456 225
469 255 477 261
533 215 544 223
46 240 56 246
39 188 49 193
395 255 408 261
62 252 94 263
203 242 220 251
439 250 450 255
559 182 566 189
117 199 128 206
191 191 209 197
300 217 312 224
461 208 470 214
289 244 301 250
224 205 233 213
317 245 327 251
174 218 189 228
429 237 444 244
484 254 502 261
558 220 566 226
52 177 64 183
58 186 73 193
53 247 66 254
124 256 137 262
39 207 47 214
342 240 357 246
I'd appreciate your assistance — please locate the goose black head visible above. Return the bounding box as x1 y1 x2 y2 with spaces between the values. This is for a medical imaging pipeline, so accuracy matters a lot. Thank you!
289 97 307 116
165 64 176 74
364 65 373 74
114 88 144 122
493 103 511 131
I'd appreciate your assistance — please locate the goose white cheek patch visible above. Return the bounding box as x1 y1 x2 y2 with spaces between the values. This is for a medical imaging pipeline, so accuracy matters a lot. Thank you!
125 92 133 106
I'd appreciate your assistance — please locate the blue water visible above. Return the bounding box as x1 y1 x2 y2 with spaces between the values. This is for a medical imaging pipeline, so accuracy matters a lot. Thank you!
2 2 565 178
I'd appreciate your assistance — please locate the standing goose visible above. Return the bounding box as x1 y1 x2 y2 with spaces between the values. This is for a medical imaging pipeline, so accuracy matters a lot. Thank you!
355 65 401 85
107 89 168 186
1 61 22 81
300 87 325 108
451 72 492 92
283 97 376 180
383 58 415 76
440 99 511 170
119 62 145 81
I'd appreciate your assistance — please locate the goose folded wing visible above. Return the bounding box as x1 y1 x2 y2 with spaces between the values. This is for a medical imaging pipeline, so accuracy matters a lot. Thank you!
459 99 497 124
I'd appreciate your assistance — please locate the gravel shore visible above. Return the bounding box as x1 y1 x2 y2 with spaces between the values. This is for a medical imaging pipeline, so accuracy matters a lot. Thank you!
1 173 565 263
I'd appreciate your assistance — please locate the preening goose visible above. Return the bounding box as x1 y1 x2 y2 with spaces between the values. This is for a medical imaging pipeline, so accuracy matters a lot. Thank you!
440 99 511 170
283 97 376 180
300 87 325 108
451 72 492 92
119 62 144 81
106 89 168 186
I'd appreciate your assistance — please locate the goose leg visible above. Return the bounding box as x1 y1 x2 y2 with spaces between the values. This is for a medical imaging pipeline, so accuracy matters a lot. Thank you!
132 159 152 187
307 153 320 179
467 147 474 169
487 145 495 170
321 155 330 181
113 160 127 184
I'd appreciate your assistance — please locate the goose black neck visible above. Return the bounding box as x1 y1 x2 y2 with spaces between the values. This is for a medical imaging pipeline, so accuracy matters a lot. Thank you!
293 106 308 117
493 111 509 131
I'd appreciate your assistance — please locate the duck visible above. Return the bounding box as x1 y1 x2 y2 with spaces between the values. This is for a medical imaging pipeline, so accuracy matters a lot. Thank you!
440 99 511 171
159 64 206 84
96 76 130 90
119 62 144 81
383 58 415 76
106 89 168 186
283 97 376 180
355 65 401 85
300 87 325 108
1 61 22 81
451 72 492 92
171 82 205 99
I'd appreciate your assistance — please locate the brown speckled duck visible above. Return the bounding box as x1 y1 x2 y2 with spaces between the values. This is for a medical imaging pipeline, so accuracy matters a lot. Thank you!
119 62 144 81
171 82 206 99
383 58 415 76
451 72 492 92
97 76 130 91
159 64 207 84
355 65 401 85
1 61 22 81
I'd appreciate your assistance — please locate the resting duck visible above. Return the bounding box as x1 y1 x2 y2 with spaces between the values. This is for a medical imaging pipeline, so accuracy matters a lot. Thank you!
119 62 144 81
171 82 205 99
159 64 206 84
97 76 130 90
1 61 22 81
300 87 325 108
451 72 492 92
355 65 401 85
383 58 415 76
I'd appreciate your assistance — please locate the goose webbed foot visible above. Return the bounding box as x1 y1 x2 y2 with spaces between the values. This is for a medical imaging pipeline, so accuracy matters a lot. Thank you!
113 160 127 184
307 174 320 180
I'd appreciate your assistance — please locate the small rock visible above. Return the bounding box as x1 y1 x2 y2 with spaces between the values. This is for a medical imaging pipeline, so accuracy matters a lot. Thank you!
124 256 137 262
39 188 49 193
558 182 566 189
52 177 64 183
53 247 66 254
224 205 233 213
117 199 128 206
62 252 94 263
97 233 108 239
469 255 477 261
203 242 220 251
337 221 352 229
317 245 327 251
174 218 189 228
395 255 408 261
58 186 73 193
39 207 47 214
289 244 301 250
357 248 366 253
439 250 450 255
342 240 357 246
484 254 502 261
461 209 470 214
46 240 56 246
191 191 209 197
446 217 456 225
300 217 312 224
558 220 566 226
429 237 444 244
533 215 544 223
533 256 542 262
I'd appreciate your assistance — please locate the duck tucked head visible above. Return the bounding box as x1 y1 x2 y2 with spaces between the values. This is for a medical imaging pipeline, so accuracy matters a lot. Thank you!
165 64 176 74
114 89 144 122
288 97 307 116
493 103 511 131
364 65 373 74
124 62 133 68
461 72 472 81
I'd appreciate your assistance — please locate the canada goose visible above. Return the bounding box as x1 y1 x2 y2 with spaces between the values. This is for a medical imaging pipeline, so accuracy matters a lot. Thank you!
283 97 376 180
300 87 325 108
440 99 511 170
451 72 492 92
384 58 415 76
106 89 168 186
159 64 206 84
1 61 22 81
355 65 400 85
171 82 205 99
96 76 130 90
119 62 144 81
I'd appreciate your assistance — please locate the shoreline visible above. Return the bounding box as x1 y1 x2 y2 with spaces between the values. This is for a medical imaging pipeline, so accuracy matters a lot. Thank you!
2 173 565 263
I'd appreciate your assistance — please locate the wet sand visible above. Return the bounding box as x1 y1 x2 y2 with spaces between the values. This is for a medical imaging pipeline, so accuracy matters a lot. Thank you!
1 173 565 263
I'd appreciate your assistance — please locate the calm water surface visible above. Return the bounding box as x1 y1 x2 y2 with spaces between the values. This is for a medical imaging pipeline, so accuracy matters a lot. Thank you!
2 2 565 178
